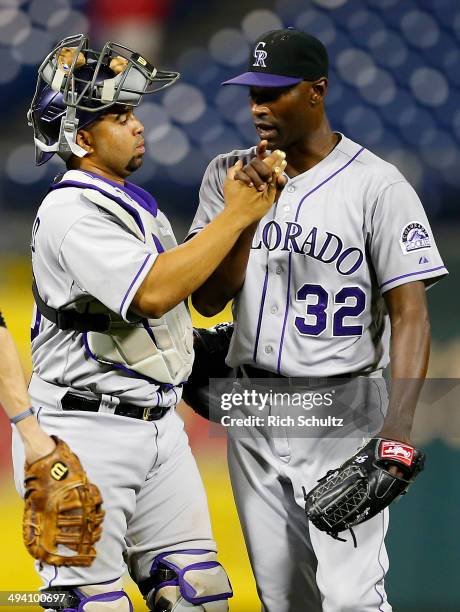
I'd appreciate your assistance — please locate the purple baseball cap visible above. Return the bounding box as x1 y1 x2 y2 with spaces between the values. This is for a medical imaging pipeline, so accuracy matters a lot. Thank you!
222 28 328 88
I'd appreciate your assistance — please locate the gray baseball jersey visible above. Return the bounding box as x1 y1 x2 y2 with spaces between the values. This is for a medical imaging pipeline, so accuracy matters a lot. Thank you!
188 134 447 376
18 170 227 598
30 170 182 407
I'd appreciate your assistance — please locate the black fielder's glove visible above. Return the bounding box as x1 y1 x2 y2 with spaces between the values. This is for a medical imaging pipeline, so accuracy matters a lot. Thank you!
182 322 234 422
303 438 425 546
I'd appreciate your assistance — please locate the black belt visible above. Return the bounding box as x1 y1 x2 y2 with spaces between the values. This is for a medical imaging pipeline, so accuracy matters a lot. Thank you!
238 364 355 386
61 392 169 421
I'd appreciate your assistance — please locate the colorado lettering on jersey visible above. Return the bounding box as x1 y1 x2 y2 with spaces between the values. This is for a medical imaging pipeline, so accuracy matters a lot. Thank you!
252 220 364 276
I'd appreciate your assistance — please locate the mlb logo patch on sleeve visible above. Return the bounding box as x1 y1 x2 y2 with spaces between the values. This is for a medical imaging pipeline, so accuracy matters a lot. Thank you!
379 440 414 467
400 222 431 255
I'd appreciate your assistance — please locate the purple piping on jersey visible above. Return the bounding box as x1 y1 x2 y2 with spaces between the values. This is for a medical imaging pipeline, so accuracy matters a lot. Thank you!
98 577 123 585
152 233 165 253
293 147 365 223
31 309 42 341
252 266 270 362
120 253 153 314
379 265 446 289
374 511 387 611
276 146 365 373
47 565 58 587
50 180 146 238
277 250 292 374
81 171 159 217
142 319 158 346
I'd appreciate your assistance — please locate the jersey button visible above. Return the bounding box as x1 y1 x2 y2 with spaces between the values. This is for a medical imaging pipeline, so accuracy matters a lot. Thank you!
283 205 290 212
271 306 278 314
275 266 282 274
287 185 295 193
264 345 273 354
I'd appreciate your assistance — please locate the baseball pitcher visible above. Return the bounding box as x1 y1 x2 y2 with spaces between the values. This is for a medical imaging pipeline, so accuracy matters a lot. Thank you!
188 29 447 612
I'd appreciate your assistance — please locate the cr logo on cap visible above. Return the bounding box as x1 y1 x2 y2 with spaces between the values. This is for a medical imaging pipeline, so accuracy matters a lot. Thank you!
253 42 268 68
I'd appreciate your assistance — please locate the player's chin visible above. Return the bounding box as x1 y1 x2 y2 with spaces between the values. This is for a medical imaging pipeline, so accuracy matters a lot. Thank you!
126 155 144 173
258 133 281 150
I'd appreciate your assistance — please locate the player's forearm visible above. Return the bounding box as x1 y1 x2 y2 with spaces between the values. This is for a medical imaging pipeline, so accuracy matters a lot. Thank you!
0 327 55 461
380 307 430 443
0 326 31 416
133 209 249 318
192 150 286 316
192 222 258 316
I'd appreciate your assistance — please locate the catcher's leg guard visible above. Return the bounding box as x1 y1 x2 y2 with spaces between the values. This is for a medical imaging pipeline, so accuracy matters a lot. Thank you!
139 549 233 611
41 578 132 611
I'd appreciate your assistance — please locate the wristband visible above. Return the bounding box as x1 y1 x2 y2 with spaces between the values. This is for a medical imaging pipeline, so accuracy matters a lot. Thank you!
10 407 34 425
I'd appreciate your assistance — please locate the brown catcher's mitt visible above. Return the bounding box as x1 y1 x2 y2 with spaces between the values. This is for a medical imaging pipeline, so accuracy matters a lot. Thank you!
23 436 104 566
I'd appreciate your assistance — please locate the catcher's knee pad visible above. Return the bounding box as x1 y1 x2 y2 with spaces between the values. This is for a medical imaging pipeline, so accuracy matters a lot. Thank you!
41 578 132 611
139 549 232 611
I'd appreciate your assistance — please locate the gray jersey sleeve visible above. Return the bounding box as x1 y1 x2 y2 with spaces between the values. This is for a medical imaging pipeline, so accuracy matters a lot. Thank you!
59 212 157 321
187 147 256 238
368 180 447 293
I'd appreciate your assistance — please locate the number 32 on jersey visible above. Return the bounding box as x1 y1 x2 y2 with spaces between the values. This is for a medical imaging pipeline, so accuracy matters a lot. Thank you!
295 284 366 337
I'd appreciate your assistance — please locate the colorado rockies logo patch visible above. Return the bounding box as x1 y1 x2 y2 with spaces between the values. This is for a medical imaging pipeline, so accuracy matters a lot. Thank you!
400 222 431 255
253 42 268 67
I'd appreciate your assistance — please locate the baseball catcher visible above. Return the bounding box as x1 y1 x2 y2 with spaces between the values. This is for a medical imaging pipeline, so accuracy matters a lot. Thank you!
303 437 425 546
185 25 447 610
16 29 289 610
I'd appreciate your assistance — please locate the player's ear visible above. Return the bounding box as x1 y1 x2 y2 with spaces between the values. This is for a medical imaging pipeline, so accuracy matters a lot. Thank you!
76 129 94 154
310 78 328 106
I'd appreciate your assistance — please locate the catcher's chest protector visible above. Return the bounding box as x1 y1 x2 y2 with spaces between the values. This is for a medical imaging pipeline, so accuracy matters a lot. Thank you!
52 171 194 386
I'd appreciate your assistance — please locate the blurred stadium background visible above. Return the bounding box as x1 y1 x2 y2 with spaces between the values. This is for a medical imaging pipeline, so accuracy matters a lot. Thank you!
0 0 459 610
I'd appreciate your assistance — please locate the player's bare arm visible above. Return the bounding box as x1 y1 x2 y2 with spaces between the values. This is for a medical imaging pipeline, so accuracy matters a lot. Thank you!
0 314 55 463
192 142 287 317
133 149 285 319
379 281 430 446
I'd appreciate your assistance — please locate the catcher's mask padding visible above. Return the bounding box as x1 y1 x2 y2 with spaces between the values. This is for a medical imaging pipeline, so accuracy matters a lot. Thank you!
28 33 180 165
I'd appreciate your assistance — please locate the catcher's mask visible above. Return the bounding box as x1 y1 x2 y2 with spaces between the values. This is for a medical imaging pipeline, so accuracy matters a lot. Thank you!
28 33 180 165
